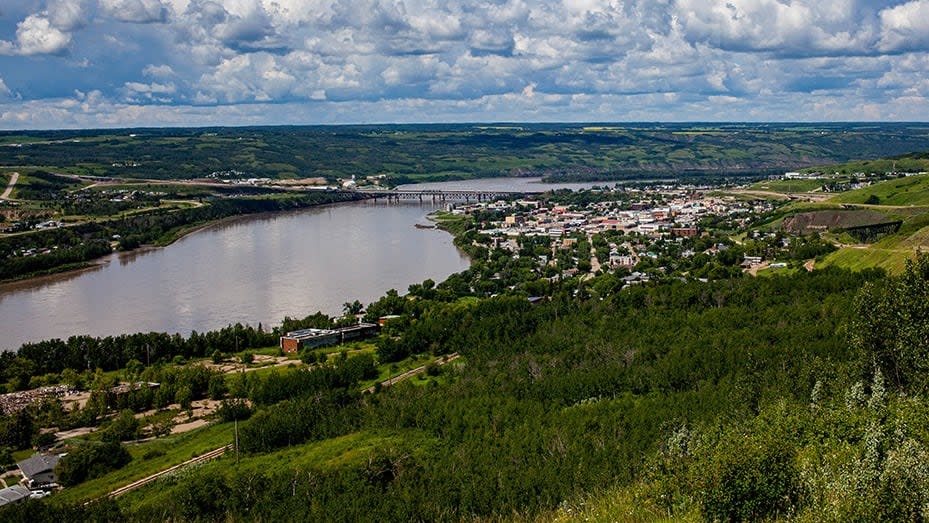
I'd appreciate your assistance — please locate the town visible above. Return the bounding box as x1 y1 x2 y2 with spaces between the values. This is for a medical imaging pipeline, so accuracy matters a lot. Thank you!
441 183 790 289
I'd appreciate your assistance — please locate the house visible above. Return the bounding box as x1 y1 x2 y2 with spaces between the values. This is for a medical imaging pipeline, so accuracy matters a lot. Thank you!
0 485 30 507
17 453 61 488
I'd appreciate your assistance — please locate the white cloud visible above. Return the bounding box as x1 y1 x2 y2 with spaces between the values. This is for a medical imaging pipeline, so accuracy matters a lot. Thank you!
674 0 878 56
143 64 176 78
124 81 176 94
0 14 72 56
2 0 929 126
47 0 90 31
0 78 13 99
878 0 929 52
99 0 169 23
197 53 297 102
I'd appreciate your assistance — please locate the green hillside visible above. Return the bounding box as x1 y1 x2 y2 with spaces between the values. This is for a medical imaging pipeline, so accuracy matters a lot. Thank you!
803 174 929 273
831 173 929 206
803 154 929 176
14 268 894 521
3 123 929 183
749 178 824 194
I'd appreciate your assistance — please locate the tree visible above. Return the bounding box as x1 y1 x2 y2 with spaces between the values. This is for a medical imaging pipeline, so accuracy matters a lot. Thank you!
850 253 929 392
101 409 140 442
208 374 228 400
0 447 13 469
124 359 144 382
55 441 131 486
0 410 34 450
60 368 84 390
175 386 193 411
343 300 364 316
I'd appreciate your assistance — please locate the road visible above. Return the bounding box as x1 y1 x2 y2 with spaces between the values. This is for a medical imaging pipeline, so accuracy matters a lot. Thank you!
1 172 19 200
727 189 831 202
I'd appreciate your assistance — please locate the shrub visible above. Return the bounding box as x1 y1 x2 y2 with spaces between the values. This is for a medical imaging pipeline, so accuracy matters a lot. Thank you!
699 433 801 522
55 441 131 486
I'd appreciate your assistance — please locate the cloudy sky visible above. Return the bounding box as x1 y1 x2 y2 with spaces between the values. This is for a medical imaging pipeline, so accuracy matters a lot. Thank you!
1 0 928 128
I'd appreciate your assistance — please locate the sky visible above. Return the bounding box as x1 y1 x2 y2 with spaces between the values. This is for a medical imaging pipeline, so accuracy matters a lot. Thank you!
1 0 929 129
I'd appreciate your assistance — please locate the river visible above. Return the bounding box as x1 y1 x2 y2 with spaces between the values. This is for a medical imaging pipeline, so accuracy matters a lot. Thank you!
0 178 603 351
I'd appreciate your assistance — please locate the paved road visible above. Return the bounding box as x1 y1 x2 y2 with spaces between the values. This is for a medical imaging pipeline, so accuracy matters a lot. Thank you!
1 172 19 200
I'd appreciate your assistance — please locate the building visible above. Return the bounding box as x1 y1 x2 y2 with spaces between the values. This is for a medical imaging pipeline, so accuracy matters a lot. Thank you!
0 485 30 507
280 329 340 353
279 323 380 354
337 323 380 343
17 453 61 488
671 227 699 238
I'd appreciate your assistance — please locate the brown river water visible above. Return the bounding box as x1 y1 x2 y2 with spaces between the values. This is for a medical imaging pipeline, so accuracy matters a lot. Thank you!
0 200 468 351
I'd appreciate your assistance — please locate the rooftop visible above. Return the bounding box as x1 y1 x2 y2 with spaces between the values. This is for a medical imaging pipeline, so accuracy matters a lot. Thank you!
17 453 61 479
0 485 30 506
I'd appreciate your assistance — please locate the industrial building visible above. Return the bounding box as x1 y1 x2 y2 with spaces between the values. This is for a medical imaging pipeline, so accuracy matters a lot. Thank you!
280 323 380 354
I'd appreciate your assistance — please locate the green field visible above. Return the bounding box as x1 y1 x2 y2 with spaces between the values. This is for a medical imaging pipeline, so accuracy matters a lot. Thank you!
817 215 929 273
818 246 916 273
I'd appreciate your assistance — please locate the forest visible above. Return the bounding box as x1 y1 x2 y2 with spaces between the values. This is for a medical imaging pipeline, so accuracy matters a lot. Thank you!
5 251 928 521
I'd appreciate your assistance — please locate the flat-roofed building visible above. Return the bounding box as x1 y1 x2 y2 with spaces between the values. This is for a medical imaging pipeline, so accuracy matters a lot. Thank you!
0 485 30 507
280 328 340 353
280 323 380 354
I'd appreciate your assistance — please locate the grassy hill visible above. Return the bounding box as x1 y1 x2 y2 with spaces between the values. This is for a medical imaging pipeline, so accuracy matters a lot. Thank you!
830 173 929 206
802 153 929 176
807 176 929 272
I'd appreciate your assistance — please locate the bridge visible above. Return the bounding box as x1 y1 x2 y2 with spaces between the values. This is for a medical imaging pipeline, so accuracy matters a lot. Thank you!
358 189 526 202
